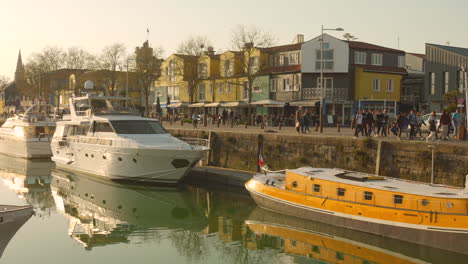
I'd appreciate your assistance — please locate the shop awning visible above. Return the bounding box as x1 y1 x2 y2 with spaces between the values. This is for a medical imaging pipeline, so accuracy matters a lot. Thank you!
289 100 319 106
251 99 285 107
167 102 188 108
189 102 205 108
221 101 251 107
204 102 223 107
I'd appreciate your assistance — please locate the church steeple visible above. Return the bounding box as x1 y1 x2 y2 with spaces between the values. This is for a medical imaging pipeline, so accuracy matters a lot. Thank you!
15 50 25 83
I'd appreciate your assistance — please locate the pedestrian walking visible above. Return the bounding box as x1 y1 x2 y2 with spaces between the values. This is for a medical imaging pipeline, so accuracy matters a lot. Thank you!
397 112 409 140
354 110 364 138
440 110 450 140
295 106 304 133
426 111 437 142
365 110 374 136
192 111 200 129
416 112 426 139
452 109 460 138
408 110 417 140
381 110 389 136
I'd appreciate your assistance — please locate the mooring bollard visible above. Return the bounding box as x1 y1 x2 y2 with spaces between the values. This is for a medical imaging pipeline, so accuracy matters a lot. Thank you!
180 119 183 126
337 122 341 133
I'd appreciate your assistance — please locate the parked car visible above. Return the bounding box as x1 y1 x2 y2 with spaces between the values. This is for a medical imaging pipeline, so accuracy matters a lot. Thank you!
421 113 454 133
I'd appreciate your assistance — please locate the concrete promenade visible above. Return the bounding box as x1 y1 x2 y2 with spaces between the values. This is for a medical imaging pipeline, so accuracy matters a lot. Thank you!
163 121 467 145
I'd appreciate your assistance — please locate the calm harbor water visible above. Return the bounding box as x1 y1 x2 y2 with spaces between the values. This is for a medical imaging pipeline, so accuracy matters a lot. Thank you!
0 156 466 264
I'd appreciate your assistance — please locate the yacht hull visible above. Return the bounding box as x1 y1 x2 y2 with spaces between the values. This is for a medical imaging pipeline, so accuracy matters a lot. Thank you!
0 206 34 258
246 182 468 255
0 135 51 159
52 144 205 184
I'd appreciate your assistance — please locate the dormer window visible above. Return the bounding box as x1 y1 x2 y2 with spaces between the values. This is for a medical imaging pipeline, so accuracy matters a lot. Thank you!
198 63 207 79
224 60 233 77
355 51 366 64
371 53 383 66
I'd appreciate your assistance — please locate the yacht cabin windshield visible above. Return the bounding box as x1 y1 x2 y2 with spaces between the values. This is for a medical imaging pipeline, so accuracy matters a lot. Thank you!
109 120 167 134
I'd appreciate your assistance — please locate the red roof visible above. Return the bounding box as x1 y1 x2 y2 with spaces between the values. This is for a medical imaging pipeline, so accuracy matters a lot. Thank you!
354 64 407 75
347 41 404 53
261 64 301 74
261 43 302 53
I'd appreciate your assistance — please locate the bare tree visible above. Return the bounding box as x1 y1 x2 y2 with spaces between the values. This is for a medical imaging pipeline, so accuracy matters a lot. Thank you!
95 43 127 96
65 47 95 69
0 75 9 90
176 36 212 103
31 46 66 72
230 25 275 123
133 42 164 116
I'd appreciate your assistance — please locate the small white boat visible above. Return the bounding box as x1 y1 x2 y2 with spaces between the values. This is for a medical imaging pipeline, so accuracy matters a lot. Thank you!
0 205 34 259
51 95 209 184
0 104 56 159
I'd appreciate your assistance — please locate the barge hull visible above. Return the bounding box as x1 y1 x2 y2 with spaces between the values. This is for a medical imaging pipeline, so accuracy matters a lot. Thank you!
248 188 468 255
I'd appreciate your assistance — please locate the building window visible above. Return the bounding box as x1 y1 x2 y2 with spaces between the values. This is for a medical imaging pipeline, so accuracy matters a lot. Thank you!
386 79 394 92
282 78 290 91
249 56 259 74
224 60 233 77
279 55 284 65
227 83 232 93
337 188 346 197
168 86 179 100
198 63 207 79
373 79 381 92
371 54 383 66
322 42 330 49
458 71 464 91
394 195 404 204
317 77 333 89
364 191 373 200
270 79 277 92
313 184 321 192
355 51 366 64
198 83 205 101
218 83 224 94
289 52 299 65
243 81 248 99
316 48 334 70
430 72 435 95
209 83 214 94
168 60 177 82
398 56 405 68
444 72 449 93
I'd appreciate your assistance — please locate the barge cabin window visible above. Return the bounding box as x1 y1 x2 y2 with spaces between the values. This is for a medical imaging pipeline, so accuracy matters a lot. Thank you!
337 188 346 197
313 184 321 192
110 120 167 134
364 191 373 200
394 195 404 204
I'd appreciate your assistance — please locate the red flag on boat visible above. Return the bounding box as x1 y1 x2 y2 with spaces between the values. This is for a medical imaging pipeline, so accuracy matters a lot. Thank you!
258 152 265 167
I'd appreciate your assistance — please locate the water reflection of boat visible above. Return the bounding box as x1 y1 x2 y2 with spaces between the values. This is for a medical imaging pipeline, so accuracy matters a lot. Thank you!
0 205 34 259
0 155 55 215
246 207 468 264
50 170 207 249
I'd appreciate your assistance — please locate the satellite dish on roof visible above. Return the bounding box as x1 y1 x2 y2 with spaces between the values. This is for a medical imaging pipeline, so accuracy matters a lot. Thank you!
84 80 94 89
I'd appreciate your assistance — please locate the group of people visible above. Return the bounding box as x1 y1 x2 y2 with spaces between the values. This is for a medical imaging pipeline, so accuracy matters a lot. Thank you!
353 109 390 138
353 108 464 141
294 106 317 133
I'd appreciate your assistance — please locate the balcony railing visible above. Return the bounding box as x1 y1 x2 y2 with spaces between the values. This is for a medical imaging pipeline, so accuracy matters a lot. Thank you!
302 87 348 100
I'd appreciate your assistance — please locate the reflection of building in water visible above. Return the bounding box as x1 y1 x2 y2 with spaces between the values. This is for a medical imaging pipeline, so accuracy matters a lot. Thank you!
51 170 207 249
0 155 54 217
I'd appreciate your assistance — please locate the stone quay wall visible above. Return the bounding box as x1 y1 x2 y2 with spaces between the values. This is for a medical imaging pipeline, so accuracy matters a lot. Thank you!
169 129 468 187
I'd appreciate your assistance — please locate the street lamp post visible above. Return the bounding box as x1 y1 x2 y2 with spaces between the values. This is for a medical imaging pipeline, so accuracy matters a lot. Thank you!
319 25 344 133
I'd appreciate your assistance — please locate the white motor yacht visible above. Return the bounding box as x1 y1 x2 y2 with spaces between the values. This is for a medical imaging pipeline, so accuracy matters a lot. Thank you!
0 104 56 159
51 95 208 184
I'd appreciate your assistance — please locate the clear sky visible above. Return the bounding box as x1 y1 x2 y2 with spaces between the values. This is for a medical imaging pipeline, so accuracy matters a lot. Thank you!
1 0 467 79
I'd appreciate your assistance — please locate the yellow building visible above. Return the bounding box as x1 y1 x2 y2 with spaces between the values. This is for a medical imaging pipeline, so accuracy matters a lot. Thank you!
354 66 403 101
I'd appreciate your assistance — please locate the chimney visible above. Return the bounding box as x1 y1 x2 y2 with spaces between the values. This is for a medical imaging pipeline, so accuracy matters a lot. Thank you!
296 34 304 44
204 46 215 56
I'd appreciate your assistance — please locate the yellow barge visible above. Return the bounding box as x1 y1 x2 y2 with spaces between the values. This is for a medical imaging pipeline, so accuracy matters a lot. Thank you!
245 167 468 253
